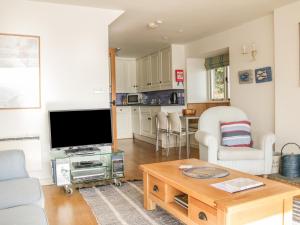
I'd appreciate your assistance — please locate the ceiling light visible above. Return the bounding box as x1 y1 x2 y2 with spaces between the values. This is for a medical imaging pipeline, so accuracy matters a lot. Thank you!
156 20 163 24
148 22 159 29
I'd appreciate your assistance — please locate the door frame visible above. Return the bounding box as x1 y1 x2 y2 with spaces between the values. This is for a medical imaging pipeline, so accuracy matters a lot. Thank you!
109 48 118 150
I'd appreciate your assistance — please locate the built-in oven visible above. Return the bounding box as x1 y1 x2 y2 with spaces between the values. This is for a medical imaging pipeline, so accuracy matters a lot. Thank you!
127 94 141 104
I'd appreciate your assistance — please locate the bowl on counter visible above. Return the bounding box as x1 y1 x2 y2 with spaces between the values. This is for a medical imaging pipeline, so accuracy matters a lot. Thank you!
182 109 196 116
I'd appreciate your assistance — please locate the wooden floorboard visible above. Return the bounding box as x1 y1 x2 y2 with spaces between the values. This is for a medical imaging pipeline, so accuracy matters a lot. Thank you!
44 139 199 225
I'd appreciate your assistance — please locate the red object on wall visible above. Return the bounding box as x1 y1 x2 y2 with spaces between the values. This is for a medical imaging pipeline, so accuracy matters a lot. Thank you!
175 69 184 82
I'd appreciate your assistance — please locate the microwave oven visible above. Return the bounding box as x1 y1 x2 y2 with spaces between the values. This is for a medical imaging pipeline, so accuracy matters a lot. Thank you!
127 94 141 104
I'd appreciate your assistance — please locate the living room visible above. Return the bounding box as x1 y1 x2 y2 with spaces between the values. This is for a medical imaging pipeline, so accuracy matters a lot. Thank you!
1 0 300 225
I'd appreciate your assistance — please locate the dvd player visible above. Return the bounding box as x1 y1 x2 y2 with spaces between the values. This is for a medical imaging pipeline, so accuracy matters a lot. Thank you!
72 161 103 169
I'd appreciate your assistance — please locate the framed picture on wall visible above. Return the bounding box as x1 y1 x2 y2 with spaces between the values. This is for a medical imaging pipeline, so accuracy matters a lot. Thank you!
238 70 253 84
255 66 272 83
0 33 40 109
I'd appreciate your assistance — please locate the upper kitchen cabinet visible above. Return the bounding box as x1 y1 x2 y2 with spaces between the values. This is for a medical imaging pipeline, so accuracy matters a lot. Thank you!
116 57 137 93
149 52 161 91
140 56 151 91
137 54 159 92
160 47 172 89
136 58 143 92
136 44 185 92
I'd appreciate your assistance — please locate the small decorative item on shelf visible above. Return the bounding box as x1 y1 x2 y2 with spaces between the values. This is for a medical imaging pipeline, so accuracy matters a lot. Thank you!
280 143 300 178
182 109 196 116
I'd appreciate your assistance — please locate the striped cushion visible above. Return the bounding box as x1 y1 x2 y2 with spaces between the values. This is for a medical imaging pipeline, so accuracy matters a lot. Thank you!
220 120 252 147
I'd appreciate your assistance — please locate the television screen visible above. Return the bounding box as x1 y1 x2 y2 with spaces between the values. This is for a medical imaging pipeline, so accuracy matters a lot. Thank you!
49 109 112 149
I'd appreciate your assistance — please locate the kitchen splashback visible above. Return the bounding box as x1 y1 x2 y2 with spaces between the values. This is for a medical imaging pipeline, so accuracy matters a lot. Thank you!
116 89 184 105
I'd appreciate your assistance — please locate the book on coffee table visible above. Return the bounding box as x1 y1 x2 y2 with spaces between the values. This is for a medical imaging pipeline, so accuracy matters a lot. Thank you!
211 178 264 193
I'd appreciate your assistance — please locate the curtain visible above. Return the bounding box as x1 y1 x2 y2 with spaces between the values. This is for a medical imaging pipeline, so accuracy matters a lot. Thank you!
204 54 229 70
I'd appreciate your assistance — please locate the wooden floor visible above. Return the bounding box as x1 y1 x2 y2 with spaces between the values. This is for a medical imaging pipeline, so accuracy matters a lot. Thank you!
44 139 199 225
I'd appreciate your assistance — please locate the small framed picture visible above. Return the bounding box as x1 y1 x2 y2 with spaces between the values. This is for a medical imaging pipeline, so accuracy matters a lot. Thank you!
255 67 272 83
238 70 253 84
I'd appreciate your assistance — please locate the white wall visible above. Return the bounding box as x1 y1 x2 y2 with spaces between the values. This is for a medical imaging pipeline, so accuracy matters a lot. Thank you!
0 0 122 183
186 58 208 103
274 1 300 149
185 15 275 140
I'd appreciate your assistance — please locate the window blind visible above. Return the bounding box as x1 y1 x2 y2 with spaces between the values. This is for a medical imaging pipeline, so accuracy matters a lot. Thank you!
204 53 229 70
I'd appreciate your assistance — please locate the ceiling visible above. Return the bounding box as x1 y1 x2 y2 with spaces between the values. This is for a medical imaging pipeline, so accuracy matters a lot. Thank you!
37 0 298 58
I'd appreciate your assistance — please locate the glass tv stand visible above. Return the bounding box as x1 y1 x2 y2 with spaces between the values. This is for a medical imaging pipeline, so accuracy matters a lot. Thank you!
51 149 124 194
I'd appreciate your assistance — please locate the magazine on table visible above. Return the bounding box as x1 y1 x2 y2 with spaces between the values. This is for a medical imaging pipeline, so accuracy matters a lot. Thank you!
174 194 188 209
211 178 264 193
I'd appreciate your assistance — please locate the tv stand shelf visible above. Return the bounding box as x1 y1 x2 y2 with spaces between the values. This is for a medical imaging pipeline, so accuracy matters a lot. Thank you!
51 149 124 194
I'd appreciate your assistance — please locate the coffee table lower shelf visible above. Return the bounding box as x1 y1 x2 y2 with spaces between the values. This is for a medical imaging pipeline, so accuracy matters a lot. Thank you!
149 193 189 224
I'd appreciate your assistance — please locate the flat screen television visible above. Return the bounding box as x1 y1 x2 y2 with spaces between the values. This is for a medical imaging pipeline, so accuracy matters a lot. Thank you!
49 109 112 149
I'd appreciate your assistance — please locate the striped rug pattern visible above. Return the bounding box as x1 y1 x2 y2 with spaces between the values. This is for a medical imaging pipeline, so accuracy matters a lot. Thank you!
80 181 183 225
80 180 300 225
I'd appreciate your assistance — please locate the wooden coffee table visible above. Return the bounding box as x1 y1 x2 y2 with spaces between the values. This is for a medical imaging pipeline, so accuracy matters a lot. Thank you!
140 159 300 225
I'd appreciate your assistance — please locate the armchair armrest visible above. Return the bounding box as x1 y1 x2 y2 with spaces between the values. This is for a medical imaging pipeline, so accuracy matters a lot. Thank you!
259 133 276 174
0 150 29 181
195 130 219 163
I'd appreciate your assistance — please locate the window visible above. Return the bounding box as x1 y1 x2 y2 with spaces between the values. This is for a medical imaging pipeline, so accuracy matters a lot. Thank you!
208 66 230 100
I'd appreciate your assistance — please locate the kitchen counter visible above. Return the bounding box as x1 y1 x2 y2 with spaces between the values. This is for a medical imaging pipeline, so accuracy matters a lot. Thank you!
116 104 185 107
190 100 230 104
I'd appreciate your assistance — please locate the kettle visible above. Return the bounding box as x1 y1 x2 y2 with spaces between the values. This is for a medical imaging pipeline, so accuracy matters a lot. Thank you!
170 92 178 104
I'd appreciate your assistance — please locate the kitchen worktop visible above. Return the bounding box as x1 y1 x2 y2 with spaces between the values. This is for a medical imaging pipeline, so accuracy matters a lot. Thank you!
116 104 185 107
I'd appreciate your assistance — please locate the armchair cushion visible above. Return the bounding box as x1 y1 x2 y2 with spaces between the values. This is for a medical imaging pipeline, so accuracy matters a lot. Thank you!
218 146 264 161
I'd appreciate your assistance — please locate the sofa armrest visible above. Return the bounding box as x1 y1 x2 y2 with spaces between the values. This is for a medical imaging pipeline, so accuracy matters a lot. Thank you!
0 150 29 181
195 130 219 163
0 178 43 210
259 133 275 174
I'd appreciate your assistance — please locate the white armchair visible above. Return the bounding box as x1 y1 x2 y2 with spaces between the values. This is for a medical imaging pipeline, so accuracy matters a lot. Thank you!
195 106 275 175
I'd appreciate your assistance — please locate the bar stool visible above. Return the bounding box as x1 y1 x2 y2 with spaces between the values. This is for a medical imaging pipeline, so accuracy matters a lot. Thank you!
168 112 197 158
156 112 169 153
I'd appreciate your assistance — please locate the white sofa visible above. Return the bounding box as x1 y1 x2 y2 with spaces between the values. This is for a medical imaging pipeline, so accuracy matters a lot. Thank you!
0 150 48 225
195 106 275 175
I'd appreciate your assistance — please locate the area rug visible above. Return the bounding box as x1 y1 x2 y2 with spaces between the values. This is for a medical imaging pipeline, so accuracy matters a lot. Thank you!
80 180 300 225
79 181 183 225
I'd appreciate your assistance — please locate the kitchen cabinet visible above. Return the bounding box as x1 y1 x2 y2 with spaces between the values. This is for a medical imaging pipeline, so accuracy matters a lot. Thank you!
140 106 160 138
160 47 172 89
116 58 137 93
136 58 143 92
149 52 161 90
127 59 137 92
131 106 141 135
116 59 125 93
138 56 151 91
141 110 152 137
117 106 133 139
136 45 185 92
